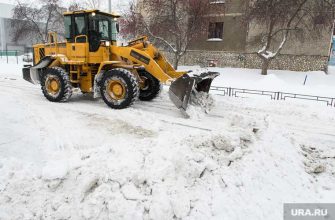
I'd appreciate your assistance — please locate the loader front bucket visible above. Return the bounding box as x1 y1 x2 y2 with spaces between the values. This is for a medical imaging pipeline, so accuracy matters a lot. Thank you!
169 72 219 115
22 56 54 85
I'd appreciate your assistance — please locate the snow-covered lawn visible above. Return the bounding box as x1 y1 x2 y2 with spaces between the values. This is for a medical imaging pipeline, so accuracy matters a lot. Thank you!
0 57 335 220
179 66 335 97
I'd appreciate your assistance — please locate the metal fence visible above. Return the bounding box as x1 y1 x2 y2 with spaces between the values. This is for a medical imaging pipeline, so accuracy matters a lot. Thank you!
211 86 335 107
0 50 19 56
0 50 20 64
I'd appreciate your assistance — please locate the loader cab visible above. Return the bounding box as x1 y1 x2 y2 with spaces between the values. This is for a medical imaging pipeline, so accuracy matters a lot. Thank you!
64 10 120 52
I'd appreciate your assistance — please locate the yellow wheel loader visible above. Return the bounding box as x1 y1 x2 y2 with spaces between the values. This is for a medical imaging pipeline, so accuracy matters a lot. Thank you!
22 10 219 116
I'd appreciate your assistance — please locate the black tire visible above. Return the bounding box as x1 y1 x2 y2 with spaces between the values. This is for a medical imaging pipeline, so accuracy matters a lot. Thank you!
41 67 72 102
138 70 161 101
100 68 139 109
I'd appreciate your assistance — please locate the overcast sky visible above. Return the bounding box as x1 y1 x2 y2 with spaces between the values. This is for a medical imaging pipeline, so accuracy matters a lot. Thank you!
0 0 131 12
0 0 15 4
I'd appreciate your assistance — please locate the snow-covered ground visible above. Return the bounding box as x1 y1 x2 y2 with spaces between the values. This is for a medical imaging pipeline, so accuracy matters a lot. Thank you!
0 57 335 220
180 66 335 97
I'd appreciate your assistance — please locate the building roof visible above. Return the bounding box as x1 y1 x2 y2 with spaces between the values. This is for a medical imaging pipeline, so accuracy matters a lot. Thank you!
0 3 14 19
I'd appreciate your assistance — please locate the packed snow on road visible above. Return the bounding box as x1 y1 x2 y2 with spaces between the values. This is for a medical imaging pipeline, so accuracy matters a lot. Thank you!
0 57 335 220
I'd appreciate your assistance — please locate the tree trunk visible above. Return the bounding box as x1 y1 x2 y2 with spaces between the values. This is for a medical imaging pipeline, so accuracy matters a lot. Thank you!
173 53 180 70
261 59 270 75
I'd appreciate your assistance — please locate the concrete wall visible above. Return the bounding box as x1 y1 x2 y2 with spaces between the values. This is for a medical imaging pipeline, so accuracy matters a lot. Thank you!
246 22 333 57
163 50 329 72
244 53 329 72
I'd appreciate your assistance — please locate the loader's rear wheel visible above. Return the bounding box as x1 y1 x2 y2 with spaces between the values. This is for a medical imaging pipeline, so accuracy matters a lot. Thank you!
101 68 139 109
138 70 161 101
41 67 73 102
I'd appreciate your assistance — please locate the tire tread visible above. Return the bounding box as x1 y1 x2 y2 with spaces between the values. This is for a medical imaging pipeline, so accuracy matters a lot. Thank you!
41 67 72 102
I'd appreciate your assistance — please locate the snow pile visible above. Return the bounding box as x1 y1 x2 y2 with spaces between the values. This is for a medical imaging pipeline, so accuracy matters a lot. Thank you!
0 128 254 219
184 105 205 119
42 160 69 180
188 67 209 77
1 59 335 219
186 92 216 119
300 144 335 175
190 92 216 113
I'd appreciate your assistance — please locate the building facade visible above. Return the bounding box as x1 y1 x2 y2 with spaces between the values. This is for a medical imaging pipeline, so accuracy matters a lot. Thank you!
0 3 35 54
137 0 333 72
182 0 249 68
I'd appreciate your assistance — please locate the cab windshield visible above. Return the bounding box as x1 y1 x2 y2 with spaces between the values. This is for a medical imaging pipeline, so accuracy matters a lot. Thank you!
89 13 118 41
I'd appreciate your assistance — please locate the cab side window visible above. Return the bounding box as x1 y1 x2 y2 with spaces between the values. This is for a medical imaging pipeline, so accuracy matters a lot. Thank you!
75 16 87 36
64 16 72 40
98 20 110 39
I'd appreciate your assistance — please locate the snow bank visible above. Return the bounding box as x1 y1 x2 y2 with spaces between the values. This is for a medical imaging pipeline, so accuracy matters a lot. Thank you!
179 66 335 97
0 60 335 219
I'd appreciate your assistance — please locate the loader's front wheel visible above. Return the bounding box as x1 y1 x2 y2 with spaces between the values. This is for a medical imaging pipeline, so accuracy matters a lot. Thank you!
101 68 139 109
138 70 161 101
41 67 73 102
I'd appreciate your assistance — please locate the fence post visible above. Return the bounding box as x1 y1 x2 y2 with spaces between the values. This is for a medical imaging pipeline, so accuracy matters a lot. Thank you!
5 44 8 63
303 75 308 85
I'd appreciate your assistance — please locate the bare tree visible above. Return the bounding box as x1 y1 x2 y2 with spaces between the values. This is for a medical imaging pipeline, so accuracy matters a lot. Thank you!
123 0 210 69
11 0 65 43
245 0 333 75
120 1 142 39
68 2 84 11
83 0 102 9
68 0 103 10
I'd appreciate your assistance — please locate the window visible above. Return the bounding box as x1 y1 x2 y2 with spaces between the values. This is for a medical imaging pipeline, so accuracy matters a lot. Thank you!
208 22 224 40
111 20 118 41
98 20 109 39
64 16 71 39
90 14 113 41
75 16 86 35
209 0 225 4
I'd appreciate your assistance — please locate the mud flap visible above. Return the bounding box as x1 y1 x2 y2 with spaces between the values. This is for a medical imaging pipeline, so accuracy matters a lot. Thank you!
22 56 55 85
169 71 219 115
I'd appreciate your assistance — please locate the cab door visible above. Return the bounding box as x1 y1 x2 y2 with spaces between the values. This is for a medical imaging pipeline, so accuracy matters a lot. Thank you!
68 14 88 62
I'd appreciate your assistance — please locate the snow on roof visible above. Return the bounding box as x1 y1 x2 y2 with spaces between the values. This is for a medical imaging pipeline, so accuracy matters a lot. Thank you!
0 3 14 19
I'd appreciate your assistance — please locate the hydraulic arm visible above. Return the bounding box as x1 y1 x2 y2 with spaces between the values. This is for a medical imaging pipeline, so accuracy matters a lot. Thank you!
111 37 219 114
